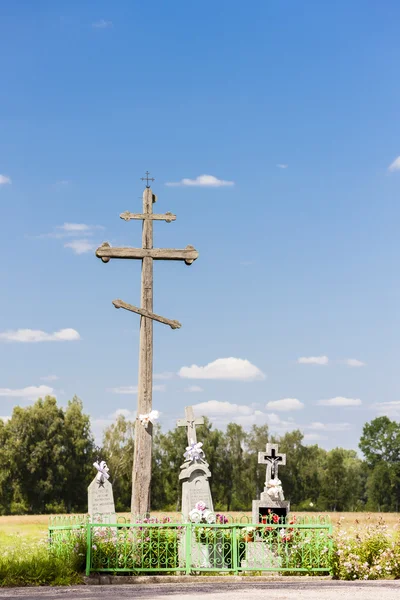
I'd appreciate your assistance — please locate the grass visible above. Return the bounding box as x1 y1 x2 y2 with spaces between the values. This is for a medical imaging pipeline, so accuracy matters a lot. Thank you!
1 511 399 550
0 512 399 584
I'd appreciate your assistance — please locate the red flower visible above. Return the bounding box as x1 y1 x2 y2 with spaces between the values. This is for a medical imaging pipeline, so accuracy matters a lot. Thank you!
272 514 280 524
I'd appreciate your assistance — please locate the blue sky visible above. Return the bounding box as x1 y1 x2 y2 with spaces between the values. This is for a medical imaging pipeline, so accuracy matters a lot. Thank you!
1 1 400 452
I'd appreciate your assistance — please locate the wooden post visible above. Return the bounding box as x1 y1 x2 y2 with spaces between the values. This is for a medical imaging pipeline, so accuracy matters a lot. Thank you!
132 187 154 516
95 176 198 517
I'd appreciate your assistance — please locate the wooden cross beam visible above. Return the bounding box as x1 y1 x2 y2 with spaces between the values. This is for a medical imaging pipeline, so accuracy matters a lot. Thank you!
177 406 204 445
120 210 176 223
95 180 198 516
112 299 181 329
258 443 286 484
96 243 198 265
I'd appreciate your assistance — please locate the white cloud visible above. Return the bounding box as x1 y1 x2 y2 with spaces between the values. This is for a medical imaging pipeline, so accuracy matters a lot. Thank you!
64 239 95 254
306 421 351 432
277 164 288 169
345 359 365 367
0 416 10 423
297 356 329 365
0 328 80 343
92 19 113 29
193 400 253 416
0 385 54 399
55 180 70 186
179 357 265 381
388 156 400 172
113 408 136 420
0 174 11 185
165 174 234 188
154 372 175 380
111 384 166 394
303 433 327 442
185 385 204 393
40 375 59 382
317 397 361 407
36 223 104 242
191 400 297 431
266 398 304 412
372 401 400 417
58 223 90 232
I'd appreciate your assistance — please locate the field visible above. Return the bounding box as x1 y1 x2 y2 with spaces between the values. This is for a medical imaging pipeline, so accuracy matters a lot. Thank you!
1 512 399 550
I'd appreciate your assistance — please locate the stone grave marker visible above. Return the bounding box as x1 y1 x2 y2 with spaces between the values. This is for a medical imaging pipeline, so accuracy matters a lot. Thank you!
246 443 289 571
177 406 214 569
88 460 116 523
177 406 214 519
252 442 290 523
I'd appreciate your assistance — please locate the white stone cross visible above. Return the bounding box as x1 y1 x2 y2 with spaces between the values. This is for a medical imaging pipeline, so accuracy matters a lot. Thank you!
177 406 204 445
258 443 286 485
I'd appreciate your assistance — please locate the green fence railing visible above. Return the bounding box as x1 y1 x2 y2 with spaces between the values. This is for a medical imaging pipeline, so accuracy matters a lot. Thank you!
48 514 332 576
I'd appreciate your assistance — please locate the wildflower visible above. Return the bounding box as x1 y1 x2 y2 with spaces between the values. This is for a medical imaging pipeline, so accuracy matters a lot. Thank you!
92 544 97 550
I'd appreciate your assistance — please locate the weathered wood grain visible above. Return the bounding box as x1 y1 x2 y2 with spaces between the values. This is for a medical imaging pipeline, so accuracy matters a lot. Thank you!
96 244 198 264
112 299 181 329
131 187 153 516
120 211 176 223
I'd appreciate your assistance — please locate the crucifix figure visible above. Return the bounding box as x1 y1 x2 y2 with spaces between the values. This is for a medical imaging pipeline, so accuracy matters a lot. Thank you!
177 406 204 446
95 173 199 516
258 443 286 487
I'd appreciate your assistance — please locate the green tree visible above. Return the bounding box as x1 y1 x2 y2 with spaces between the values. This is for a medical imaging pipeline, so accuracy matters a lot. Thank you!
360 417 400 511
6 397 66 513
63 396 95 512
359 417 400 466
101 414 135 511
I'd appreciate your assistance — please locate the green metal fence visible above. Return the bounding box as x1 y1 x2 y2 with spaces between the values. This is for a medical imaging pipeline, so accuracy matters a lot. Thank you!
48 514 332 576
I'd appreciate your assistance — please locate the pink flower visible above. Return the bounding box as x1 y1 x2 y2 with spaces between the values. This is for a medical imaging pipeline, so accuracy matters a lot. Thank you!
195 501 206 511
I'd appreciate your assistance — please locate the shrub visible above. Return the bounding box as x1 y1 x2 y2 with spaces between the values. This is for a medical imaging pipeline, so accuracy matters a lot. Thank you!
330 516 400 580
0 538 84 586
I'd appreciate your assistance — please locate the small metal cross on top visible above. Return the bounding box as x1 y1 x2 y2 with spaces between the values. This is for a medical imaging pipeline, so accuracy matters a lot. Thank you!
177 406 204 445
258 443 286 486
141 171 155 188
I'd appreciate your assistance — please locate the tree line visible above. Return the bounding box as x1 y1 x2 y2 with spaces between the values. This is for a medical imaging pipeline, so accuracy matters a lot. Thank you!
0 395 399 514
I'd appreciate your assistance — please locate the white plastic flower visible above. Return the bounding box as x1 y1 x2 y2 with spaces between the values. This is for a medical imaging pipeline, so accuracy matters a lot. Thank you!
184 441 205 462
203 510 216 524
138 410 159 428
189 509 202 523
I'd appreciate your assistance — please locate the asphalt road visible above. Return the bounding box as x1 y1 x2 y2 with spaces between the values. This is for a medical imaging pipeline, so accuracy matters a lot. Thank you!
1 581 400 600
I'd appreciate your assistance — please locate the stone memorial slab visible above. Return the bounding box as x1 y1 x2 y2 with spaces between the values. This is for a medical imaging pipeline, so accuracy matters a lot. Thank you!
177 406 214 520
88 460 116 523
252 443 290 523
242 541 282 571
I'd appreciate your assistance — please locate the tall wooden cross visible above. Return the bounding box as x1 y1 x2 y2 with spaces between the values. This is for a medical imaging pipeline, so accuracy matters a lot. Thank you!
177 406 204 445
258 443 286 486
95 175 198 515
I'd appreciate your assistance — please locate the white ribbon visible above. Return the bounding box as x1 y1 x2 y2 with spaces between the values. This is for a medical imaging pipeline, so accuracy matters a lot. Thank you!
184 440 205 462
93 460 110 482
138 410 159 428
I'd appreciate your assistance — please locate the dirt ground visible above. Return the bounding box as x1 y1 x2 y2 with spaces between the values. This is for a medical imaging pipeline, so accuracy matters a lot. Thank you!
0 581 400 600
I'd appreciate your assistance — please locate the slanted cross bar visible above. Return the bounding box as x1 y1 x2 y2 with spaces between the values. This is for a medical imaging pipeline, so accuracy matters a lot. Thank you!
95 174 198 516
258 443 286 486
177 406 204 445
